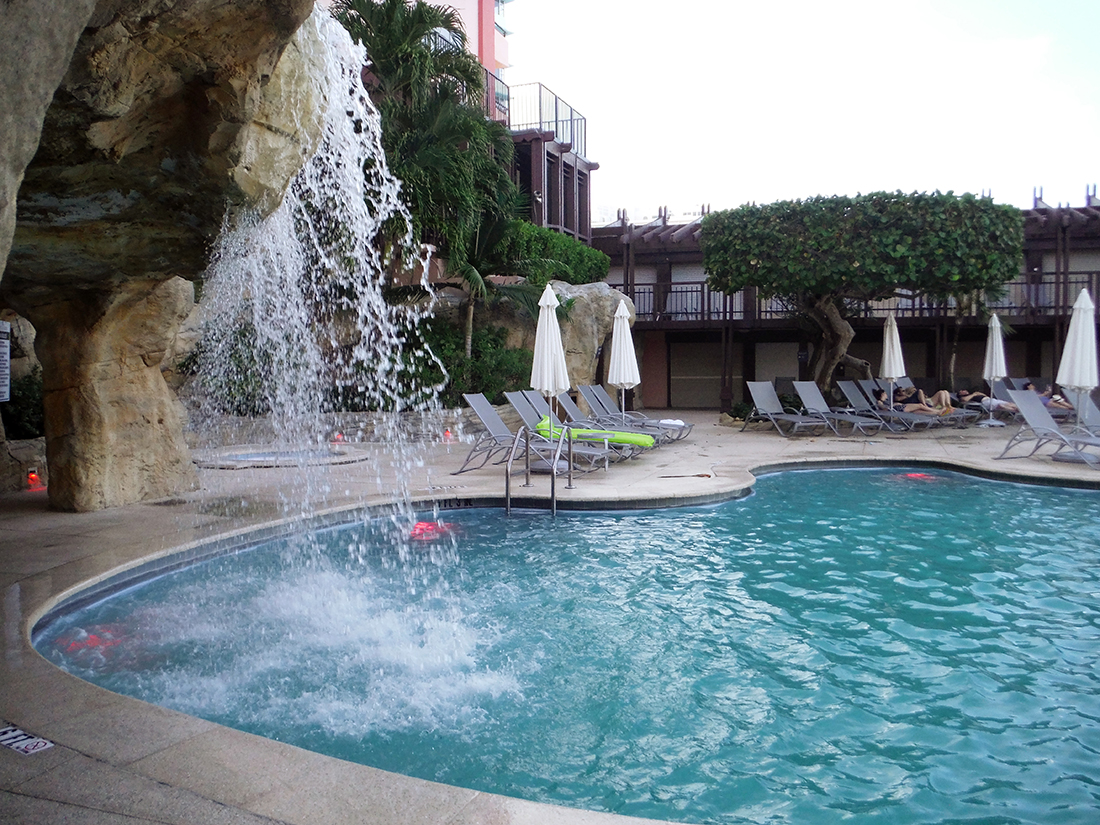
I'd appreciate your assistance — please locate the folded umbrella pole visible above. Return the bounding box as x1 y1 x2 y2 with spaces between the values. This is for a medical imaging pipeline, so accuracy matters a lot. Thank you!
1056 289 1098 434
880 313 906 413
979 314 1008 427
607 299 641 424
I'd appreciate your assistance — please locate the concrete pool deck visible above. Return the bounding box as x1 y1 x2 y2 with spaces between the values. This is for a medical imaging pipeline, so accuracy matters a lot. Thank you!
3 411 1099 824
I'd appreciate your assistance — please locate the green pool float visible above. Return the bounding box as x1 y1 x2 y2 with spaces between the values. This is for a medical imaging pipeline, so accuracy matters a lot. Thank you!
536 415 656 449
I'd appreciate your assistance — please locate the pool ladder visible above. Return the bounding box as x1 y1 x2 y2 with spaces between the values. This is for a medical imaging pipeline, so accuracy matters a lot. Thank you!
504 425 576 516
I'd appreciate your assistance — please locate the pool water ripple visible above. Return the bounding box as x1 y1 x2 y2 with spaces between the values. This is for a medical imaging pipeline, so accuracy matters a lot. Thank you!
35 468 1100 824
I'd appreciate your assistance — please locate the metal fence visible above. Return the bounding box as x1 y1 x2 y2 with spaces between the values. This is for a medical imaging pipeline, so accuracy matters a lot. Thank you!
624 271 1100 324
508 83 587 158
481 68 509 124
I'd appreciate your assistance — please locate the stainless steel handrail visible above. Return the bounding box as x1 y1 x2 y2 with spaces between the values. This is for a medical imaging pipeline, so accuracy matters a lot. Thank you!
505 426 572 516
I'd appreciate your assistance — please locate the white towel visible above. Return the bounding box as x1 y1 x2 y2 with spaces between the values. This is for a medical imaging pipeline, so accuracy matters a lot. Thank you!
660 419 685 426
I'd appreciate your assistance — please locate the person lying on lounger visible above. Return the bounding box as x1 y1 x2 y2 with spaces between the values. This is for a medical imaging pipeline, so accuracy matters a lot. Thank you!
889 386 956 415
1022 382 1074 410
875 388 948 415
956 389 1018 414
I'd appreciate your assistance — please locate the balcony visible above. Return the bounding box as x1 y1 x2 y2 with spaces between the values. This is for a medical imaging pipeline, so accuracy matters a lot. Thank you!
481 68 509 124
623 271 1100 327
508 83 587 158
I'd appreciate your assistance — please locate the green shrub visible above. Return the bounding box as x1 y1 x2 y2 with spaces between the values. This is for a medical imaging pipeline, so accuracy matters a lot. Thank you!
1 367 45 439
411 318 532 409
729 401 752 421
500 221 610 287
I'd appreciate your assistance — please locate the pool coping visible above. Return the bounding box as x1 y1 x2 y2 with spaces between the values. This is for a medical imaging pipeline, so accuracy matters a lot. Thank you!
5 421 1100 825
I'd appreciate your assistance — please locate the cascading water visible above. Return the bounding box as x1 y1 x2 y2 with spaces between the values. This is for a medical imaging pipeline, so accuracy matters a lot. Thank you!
189 8 445 517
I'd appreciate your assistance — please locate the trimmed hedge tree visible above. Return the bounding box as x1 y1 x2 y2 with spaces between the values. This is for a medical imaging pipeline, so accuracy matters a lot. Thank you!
701 191 1023 390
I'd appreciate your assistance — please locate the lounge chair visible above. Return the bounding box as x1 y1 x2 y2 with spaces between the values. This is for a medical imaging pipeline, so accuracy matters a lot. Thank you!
995 389 1100 468
1065 390 1100 436
504 392 647 461
852 379 939 431
454 393 610 475
836 380 880 414
994 379 1074 421
530 391 671 446
515 391 657 455
577 385 693 441
992 379 1015 400
976 379 1021 422
743 381 829 437
793 381 884 436
589 383 694 441
452 393 520 473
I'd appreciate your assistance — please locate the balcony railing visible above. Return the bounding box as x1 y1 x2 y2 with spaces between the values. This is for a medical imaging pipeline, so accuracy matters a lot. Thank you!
481 68 509 124
622 271 1100 325
508 83 586 158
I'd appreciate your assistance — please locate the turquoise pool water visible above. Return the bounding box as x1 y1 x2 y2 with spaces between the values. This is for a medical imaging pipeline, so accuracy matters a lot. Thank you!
35 468 1100 824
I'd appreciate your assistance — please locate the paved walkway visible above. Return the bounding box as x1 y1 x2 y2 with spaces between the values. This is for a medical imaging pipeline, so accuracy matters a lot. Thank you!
2 411 1098 824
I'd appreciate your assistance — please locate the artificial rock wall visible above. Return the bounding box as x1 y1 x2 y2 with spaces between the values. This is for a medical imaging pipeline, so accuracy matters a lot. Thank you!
0 0 317 510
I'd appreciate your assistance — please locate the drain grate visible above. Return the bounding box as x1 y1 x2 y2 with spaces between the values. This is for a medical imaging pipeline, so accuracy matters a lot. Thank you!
0 721 54 754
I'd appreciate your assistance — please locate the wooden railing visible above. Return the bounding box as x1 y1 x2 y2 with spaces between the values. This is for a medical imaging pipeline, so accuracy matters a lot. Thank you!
623 271 1100 324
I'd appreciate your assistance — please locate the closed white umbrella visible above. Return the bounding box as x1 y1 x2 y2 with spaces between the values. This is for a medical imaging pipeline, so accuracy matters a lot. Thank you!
1056 288 1098 428
530 283 571 400
880 313 906 381
979 313 1008 427
1056 288 1098 391
880 313 906 408
607 299 640 423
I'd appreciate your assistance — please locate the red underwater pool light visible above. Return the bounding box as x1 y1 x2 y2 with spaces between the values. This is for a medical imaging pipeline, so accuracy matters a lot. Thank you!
56 625 125 655
410 521 456 541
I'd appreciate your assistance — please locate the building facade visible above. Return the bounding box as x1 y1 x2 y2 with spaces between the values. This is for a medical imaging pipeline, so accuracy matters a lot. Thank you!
453 0 598 243
592 198 1100 411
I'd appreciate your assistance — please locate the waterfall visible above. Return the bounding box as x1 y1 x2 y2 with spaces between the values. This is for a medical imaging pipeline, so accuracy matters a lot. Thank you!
190 9 444 515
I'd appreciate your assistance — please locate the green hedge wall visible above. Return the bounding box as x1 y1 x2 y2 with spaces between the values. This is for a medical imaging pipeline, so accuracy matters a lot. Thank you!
500 221 610 287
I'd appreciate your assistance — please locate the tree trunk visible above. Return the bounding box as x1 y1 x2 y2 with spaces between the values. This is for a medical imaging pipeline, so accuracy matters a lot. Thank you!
947 311 963 390
464 298 475 359
805 296 868 392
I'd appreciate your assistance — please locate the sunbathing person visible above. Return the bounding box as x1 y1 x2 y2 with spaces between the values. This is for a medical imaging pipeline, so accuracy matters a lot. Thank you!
875 388 945 415
1022 382 1074 410
957 388 1018 414
891 385 955 414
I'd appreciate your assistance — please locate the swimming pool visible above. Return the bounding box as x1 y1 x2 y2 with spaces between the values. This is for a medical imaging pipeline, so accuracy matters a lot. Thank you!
34 468 1100 824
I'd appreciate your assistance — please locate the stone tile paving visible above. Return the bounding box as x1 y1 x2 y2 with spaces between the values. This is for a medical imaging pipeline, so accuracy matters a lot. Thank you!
2 412 1096 824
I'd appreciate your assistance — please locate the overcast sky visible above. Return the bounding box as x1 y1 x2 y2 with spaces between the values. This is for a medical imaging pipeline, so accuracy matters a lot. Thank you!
501 0 1100 225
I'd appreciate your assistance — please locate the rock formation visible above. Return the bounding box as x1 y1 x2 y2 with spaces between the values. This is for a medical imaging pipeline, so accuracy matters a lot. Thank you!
552 281 636 390
0 0 317 510
437 280 635 390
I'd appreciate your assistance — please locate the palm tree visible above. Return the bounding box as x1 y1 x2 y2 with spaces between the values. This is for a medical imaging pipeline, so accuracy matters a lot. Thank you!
383 84 515 262
446 213 566 358
333 0 518 269
332 0 484 109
